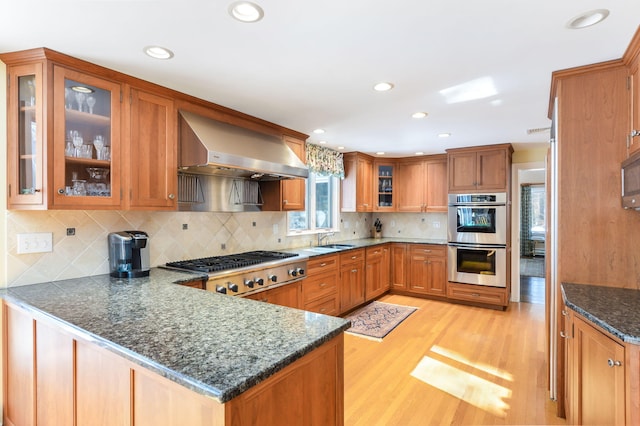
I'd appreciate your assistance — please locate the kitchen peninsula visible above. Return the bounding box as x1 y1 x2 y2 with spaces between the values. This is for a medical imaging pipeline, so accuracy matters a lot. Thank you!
2 268 350 425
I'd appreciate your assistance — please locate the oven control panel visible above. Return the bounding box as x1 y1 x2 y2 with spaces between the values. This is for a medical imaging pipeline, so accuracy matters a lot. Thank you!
206 259 307 296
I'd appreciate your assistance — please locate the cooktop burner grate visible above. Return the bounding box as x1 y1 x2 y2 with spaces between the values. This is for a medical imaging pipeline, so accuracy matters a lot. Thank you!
166 251 298 273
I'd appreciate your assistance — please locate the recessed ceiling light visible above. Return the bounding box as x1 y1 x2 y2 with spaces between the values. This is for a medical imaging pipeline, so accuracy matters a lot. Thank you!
415 152 424 155
412 112 428 119
228 1 264 23
373 82 394 92
438 133 451 138
318 140 327 144
143 46 174 60
313 128 325 134
566 9 609 29
337 146 345 150
376 152 385 155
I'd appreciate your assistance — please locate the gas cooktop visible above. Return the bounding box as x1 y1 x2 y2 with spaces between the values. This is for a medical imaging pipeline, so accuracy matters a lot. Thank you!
166 251 299 273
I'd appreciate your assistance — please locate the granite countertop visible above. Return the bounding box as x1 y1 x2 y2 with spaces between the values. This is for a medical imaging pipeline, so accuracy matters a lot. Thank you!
562 283 640 344
1 268 350 403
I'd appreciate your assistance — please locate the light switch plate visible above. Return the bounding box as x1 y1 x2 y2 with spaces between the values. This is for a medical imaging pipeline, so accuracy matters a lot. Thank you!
17 232 53 254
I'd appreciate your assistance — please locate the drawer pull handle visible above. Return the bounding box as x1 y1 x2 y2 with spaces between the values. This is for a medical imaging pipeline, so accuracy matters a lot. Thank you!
320 308 327 313
320 262 327 267
319 282 327 287
561 309 568 316
424 250 431 253
351 256 357 259
608 359 622 367
472 293 480 297
351 269 357 273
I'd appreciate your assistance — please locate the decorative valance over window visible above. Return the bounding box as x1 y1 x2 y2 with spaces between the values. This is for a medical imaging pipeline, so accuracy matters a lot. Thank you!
305 143 345 179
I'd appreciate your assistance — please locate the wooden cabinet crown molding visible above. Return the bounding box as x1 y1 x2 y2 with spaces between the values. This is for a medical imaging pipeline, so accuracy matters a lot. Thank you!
623 25 640 66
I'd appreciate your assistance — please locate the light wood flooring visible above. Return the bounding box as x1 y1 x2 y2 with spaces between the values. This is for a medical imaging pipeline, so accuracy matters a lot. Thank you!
344 294 565 425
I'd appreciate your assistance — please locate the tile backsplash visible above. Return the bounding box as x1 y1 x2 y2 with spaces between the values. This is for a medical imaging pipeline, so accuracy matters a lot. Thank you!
4 210 446 287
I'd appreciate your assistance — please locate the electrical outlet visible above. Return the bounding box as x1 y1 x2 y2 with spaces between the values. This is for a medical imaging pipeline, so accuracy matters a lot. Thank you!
17 232 53 254
432 221 441 229
182 223 188 230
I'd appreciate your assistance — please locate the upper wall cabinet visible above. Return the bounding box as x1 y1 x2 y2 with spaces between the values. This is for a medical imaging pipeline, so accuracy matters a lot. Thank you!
6 63 45 209
341 152 373 212
446 144 513 193
261 136 306 211
396 155 447 212
626 33 640 156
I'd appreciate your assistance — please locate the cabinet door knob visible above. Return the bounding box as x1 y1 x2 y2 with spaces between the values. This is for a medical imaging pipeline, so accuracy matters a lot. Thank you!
168 193 175 200
631 130 640 138
607 359 622 367
58 188 65 195
560 331 571 339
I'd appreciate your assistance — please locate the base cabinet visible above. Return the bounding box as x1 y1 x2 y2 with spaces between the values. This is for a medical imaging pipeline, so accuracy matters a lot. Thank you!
406 244 447 296
3 300 344 426
365 244 390 301
244 281 302 309
446 282 508 307
339 249 366 312
303 254 340 316
565 311 628 425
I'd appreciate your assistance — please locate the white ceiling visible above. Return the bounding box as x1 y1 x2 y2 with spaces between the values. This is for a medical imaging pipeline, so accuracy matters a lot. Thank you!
2 1 639 157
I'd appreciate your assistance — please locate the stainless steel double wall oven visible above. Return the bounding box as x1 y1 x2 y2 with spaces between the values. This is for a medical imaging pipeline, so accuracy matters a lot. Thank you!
447 193 508 288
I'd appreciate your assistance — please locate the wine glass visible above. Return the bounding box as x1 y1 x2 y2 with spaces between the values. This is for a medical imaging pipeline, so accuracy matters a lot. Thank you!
72 132 83 157
86 95 96 114
75 92 86 112
93 135 104 159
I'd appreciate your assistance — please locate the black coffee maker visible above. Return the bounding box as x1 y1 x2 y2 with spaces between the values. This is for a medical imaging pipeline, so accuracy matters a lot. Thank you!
108 231 150 278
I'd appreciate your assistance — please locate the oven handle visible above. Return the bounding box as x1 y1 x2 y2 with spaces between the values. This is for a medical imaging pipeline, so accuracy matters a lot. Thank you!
448 243 506 249
448 202 506 207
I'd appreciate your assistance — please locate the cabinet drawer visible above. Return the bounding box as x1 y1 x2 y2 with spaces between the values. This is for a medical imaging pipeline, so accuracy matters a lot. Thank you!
366 245 385 260
408 244 446 257
303 272 338 303
447 282 507 306
304 294 340 316
307 254 339 275
340 249 365 265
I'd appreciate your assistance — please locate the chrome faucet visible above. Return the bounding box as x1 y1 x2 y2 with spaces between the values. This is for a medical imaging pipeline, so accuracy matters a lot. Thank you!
317 232 334 246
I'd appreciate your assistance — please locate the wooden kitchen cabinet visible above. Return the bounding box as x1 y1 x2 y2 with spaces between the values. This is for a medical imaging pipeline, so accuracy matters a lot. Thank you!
626 34 640 157
406 244 447 296
390 243 407 290
565 311 626 425
341 152 374 212
303 254 340 316
374 160 396 211
52 64 123 209
125 87 177 210
365 244 390 301
339 249 366 312
446 282 508 307
6 62 46 208
244 281 302 309
396 155 447 212
261 136 307 211
446 144 513 193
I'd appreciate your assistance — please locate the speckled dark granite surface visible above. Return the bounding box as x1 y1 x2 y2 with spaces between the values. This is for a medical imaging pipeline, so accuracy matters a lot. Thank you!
1 268 350 403
562 283 640 344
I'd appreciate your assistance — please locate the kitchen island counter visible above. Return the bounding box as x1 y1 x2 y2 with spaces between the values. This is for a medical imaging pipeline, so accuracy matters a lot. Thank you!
562 282 640 344
2 268 350 403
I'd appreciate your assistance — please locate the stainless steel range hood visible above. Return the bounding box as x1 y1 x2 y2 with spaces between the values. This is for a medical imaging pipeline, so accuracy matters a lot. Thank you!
178 110 309 180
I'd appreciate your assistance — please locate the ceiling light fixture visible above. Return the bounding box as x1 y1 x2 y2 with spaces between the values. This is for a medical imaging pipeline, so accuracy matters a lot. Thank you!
376 152 385 155
438 133 451 138
412 112 428 119
313 128 325 134
70 85 94 94
337 146 345 150
566 9 609 29
318 140 327 144
228 1 264 23
415 151 424 155
143 45 174 60
373 82 394 92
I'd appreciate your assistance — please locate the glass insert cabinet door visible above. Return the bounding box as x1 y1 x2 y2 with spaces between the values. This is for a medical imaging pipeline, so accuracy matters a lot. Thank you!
7 63 44 206
53 65 121 207
376 163 393 209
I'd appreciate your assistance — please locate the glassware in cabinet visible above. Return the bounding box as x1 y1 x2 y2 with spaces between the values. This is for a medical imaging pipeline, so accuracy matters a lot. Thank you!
53 66 121 207
7 63 44 207
376 163 394 210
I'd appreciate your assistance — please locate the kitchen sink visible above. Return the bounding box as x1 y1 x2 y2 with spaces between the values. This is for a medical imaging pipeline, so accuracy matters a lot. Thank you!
304 244 355 253
320 244 355 249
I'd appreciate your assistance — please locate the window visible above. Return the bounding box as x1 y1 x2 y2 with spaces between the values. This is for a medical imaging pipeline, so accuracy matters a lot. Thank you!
288 171 340 233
